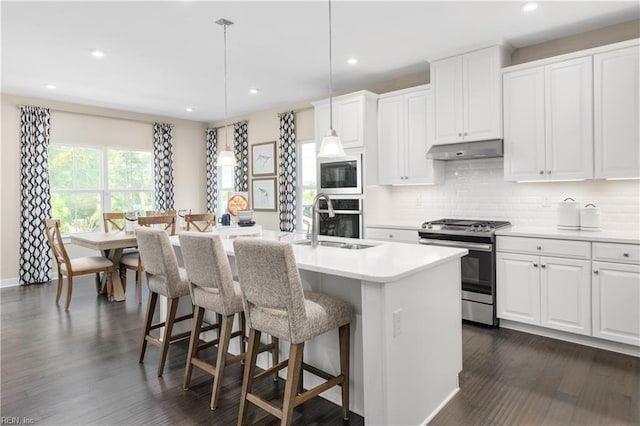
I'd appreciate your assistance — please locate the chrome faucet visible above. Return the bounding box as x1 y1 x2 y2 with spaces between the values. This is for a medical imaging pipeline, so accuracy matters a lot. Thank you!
311 193 335 248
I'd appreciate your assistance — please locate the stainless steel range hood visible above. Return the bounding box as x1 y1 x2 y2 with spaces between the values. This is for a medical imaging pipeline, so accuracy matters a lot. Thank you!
427 139 503 161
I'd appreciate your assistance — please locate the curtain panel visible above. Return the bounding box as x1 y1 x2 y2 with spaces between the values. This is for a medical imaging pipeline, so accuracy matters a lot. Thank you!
233 121 249 192
205 128 218 213
19 105 52 284
278 111 296 232
152 122 175 211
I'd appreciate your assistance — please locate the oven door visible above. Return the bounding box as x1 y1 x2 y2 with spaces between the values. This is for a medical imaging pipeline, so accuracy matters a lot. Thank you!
418 238 495 303
318 155 362 194
317 198 362 239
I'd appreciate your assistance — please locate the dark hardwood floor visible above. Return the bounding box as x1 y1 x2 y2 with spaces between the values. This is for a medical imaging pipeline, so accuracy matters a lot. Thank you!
1 277 638 425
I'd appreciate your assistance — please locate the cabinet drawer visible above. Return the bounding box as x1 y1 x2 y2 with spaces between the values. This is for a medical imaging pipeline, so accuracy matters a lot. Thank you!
592 242 640 264
365 227 418 243
497 236 590 259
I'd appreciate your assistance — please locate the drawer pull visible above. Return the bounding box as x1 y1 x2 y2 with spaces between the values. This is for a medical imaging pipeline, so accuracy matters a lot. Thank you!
533 263 538 268
536 246 542 250
541 264 546 268
593 270 599 274
389 234 393 238
623 253 630 257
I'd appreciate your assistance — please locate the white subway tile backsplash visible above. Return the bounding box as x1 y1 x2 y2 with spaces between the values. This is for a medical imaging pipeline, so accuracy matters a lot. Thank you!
382 158 639 232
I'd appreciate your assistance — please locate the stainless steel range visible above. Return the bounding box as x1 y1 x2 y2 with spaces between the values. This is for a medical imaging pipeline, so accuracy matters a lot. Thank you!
418 219 511 326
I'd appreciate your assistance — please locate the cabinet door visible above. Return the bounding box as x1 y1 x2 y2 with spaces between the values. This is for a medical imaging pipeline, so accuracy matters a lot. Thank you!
594 46 640 179
592 261 640 346
463 47 502 141
540 257 591 335
497 252 540 325
503 67 546 181
432 56 464 144
545 57 594 179
377 95 405 185
335 97 363 148
405 89 437 183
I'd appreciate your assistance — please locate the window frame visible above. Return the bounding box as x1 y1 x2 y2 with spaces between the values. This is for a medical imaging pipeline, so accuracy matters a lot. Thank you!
296 138 317 233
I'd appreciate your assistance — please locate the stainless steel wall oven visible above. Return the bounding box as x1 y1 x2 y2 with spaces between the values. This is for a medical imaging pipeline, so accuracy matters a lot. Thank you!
317 196 363 239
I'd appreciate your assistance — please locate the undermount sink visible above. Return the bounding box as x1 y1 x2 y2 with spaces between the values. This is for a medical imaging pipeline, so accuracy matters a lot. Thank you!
293 239 376 250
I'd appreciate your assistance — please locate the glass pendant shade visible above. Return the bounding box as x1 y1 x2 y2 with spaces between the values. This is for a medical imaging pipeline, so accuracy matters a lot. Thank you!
318 128 345 157
217 149 236 167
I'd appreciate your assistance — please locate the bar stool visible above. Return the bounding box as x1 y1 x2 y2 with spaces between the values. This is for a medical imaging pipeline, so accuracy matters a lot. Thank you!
179 232 278 410
233 238 353 425
135 227 193 377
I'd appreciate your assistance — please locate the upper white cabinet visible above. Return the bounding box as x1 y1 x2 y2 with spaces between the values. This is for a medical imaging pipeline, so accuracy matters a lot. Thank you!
594 46 640 179
313 90 378 151
377 86 443 185
432 45 508 144
504 57 593 181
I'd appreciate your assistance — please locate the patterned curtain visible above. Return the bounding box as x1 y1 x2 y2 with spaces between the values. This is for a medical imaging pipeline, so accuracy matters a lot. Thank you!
152 122 175 211
19 106 52 284
278 111 296 232
205 128 218 213
233 120 249 192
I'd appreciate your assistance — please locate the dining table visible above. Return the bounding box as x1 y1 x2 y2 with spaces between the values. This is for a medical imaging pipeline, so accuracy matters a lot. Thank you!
69 230 138 302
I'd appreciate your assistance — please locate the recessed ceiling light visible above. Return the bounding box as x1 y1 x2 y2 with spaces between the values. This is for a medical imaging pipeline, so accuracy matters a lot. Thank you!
45 84 56 89
249 88 259 95
522 2 538 12
347 58 358 65
185 107 193 112
91 49 106 58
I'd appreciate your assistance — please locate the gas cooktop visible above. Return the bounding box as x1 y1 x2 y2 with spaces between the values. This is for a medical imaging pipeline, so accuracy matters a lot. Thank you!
420 219 512 235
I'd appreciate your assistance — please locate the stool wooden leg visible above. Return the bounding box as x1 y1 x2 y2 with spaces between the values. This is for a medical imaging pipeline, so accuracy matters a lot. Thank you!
139 292 158 363
64 275 74 310
239 312 247 360
184 305 205 390
282 342 304 426
272 336 280 382
339 324 350 420
211 314 234 410
55 271 63 305
238 328 261 426
157 297 179 377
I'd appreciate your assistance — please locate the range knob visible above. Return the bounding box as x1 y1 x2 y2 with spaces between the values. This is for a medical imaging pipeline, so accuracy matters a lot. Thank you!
483 225 493 232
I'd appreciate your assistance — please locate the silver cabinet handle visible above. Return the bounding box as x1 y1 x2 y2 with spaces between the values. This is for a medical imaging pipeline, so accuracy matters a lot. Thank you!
539 170 544 175
547 170 551 174
388 234 393 238
463 132 468 136
458 133 462 137
541 264 546 268
537 246 542 250
533 263 538 267
593 270 599 274
623 253 630 257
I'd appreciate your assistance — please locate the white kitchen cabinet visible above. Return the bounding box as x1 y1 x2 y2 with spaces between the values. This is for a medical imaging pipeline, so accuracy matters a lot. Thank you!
313 91 378 151
377 86 443 185
432 45 507 144
365 227 418 243
497 237 591 335
503 56 593 181
594 46 640 179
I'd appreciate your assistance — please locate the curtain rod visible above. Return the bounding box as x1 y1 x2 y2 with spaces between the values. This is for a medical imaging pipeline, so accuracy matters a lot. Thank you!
17 105 173 126
278 106 313 116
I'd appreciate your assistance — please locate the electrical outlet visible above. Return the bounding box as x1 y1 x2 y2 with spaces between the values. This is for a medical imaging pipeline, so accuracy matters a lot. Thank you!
393 309 402 337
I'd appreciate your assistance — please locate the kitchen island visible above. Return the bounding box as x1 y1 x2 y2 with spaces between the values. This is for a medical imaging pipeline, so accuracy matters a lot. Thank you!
172 230 467 425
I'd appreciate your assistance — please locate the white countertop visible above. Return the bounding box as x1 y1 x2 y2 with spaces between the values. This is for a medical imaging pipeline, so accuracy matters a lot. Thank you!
172 229 467 283
496 226 640 245
366 222 423 232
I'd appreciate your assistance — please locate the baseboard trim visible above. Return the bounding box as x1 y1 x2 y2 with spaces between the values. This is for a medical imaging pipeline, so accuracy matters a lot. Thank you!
421 382 460 426
0 278 20 288
500 320 640 358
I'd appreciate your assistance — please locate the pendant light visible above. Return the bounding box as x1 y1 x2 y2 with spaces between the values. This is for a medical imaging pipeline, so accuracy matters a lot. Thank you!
216 18 237 167
318 0 345 158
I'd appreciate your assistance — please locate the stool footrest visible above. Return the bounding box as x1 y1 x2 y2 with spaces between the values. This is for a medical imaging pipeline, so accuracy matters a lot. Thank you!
253 359 288 382
246 393 283 419
295 374 344 407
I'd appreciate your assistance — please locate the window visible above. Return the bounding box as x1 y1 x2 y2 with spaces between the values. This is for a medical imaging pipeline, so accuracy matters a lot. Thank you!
49 144 153 234
297 140 317 233
217 165 235 214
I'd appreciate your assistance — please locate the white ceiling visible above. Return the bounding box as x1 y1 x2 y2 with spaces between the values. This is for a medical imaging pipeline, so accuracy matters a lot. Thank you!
2 1 639 122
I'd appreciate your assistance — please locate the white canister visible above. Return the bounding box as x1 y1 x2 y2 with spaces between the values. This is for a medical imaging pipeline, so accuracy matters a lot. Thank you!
580 204 601 231
557 198 580 230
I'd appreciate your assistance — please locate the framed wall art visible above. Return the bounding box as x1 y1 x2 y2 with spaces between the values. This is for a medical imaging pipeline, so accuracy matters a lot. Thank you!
252 178 277 211
252 141 276 176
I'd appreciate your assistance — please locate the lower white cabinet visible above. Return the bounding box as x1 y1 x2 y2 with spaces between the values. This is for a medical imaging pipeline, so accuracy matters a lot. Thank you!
592 261 640 346
497 252 591 335
365 227 418 243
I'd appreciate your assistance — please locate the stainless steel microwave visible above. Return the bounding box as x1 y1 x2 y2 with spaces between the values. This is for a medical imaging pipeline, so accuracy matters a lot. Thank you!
318 154 362 195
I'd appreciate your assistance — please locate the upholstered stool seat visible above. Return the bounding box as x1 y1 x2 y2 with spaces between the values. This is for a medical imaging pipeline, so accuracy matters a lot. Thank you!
136 227 193 377
179 232 278 411
233 238 353 425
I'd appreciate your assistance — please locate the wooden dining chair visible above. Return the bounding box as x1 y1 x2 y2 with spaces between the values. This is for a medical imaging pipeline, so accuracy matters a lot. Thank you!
102 212 126 232
120 215 177 304
145 210 177 217
185 213 216 233
44 219 115 310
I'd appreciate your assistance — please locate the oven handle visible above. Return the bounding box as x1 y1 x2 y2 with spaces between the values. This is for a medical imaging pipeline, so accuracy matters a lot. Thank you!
419 238 493 252
316 209 362 214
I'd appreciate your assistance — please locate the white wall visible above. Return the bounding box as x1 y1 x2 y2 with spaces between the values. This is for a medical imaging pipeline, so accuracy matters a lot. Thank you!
366 158 639 232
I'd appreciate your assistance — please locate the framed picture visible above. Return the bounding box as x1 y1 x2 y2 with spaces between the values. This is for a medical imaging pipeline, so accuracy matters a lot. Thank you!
252 178 277 211
252 141 276 176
